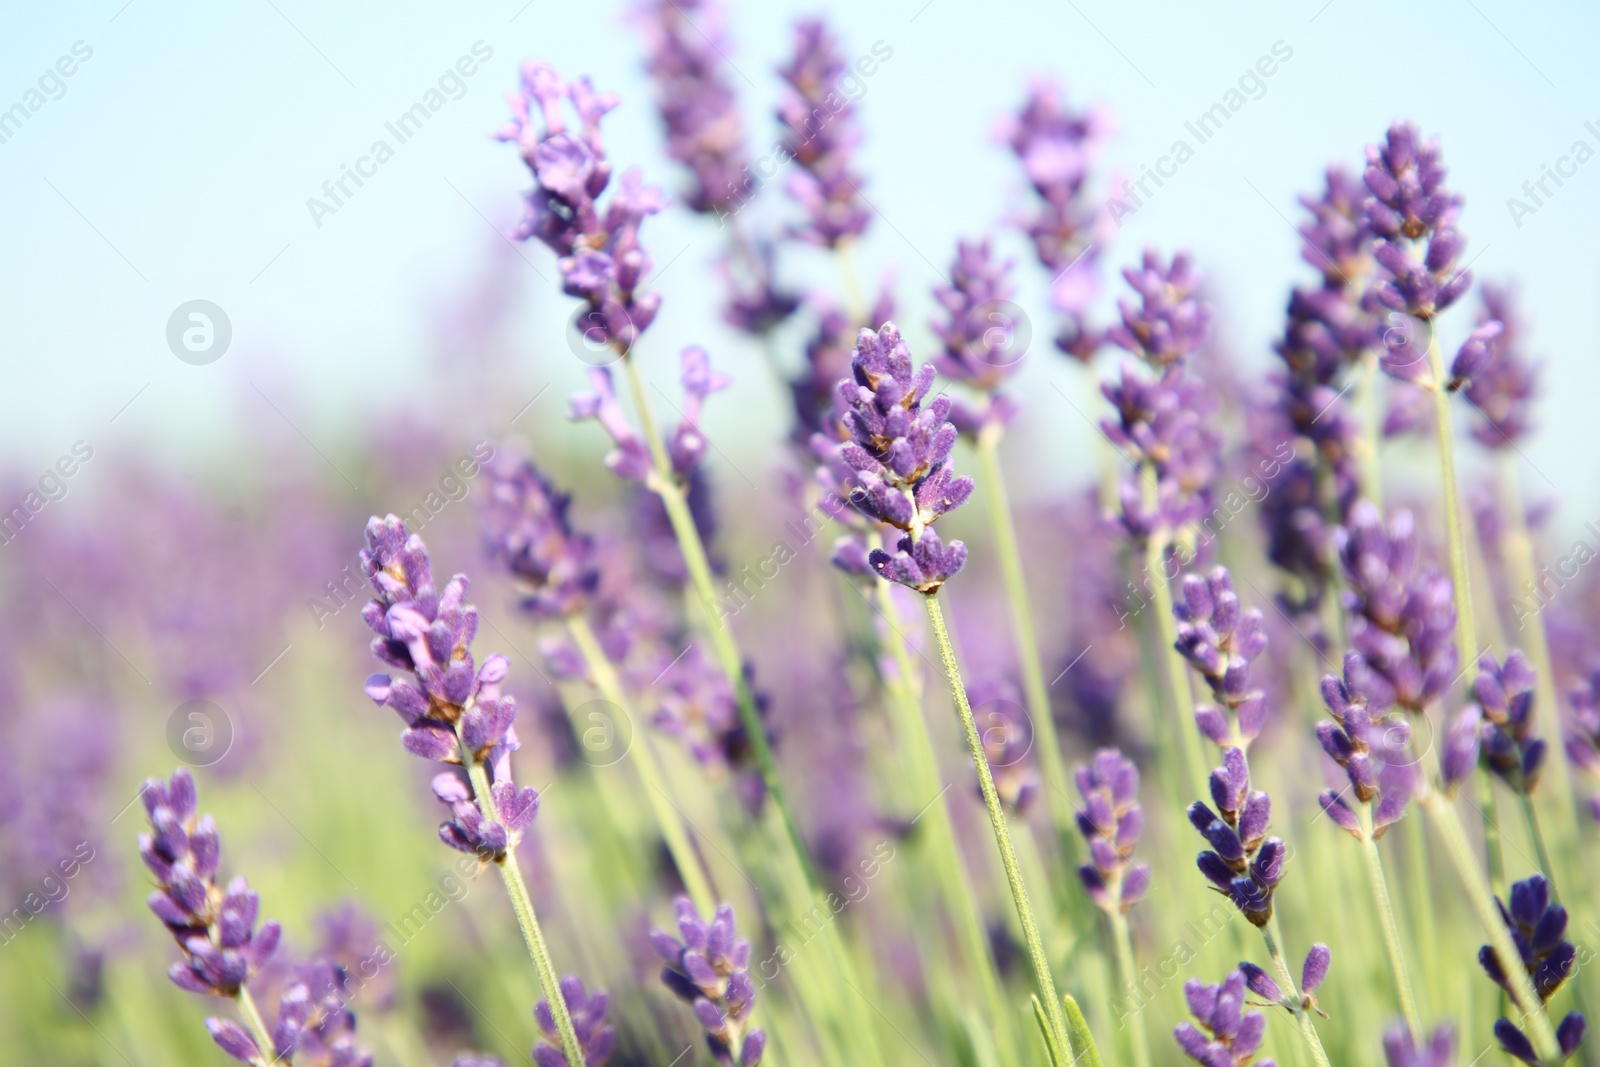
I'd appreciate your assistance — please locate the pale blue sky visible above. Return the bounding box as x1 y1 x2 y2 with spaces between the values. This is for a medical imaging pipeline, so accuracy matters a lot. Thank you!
2 0 1598 527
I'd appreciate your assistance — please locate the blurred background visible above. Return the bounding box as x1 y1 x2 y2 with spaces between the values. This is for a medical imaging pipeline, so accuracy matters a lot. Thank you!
3 0 1599 1064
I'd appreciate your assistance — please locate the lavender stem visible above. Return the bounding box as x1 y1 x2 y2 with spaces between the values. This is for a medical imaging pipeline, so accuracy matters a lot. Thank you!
975 427 1089 882
1355 803 1423 1038
458 738 586 1066
924 592 1073 1060
564 613 718 914
1107 910 1152 1067
1417 784 1561 1060
875 584 1021 1067
1260 915 1334 1067
1517 793 1560 902
236 987 275 1065
1424 323 1477 674
834 241 867 323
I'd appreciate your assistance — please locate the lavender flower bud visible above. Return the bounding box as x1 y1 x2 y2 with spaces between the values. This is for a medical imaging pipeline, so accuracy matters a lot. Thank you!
653 899 764 1065
533 975 616 1066
1073 748 1149 912
1362 123 1470 323
931 238 1027 429
1383 1024 1457 1067
1460 283 1539 446
1478 874 1575 1005
1472 650 1544 794
1316 652 1413 832
1175 567 1269 744
1105 249 1210 367
1173 969 1274 1066
1191 749 1285 927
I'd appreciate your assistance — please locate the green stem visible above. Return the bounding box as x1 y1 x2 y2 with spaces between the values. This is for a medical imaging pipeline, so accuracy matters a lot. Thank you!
1499 455 1582 861
1480 772 1507 901
875 584 1020 1067
1519 793 1559 900
620 356 882 1067
1145 533 1210 800
1260 916 1334 1067
462 748 586 1065
1108 910 1152 1067
1425 323 1477 677
835 240 867 323
565 614 717 915
976 429 1089 880
236 987 277 1065
1418 786 1561 1061
1355 805 1422 1038
925 593 1073 1059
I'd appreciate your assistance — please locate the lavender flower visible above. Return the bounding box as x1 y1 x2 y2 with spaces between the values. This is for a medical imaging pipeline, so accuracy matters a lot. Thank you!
534 976 616 1067
653 645 770 812
1188 748 1285 927
1334 501 1459 713
1100 363 1220 543
1239 944 1330 1015
651 898 766 1065
790 283 898 442
138 769 281 1062
931 238 1025 432
633 0 747 215
999 79 1106 359
1105 249 1210 367
1479 875 1587 1064
1174 969 1276 1066
776 18 870 247
827 322 973 593
1073 748 1150 913
1565 667 1600 819
268 960 374 1067
360 516 541 862
1472 650 1546 794
479 450 601 619
498 61 663 352
1383 1024 1458 1067
721 237 799 337
1363 122 1471 326
1174 567 1270 749
1453 282 1538 446
570 347 731 484
1316 652 1413 837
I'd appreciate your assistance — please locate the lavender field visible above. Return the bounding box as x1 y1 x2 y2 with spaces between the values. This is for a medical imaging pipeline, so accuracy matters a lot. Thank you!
5 1 1600 1065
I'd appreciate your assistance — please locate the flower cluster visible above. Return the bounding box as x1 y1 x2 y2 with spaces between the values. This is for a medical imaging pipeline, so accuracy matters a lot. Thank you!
1188 748 1286 927
1363 122 1471 326
633 0 746 215
999 79 1106 359
263 961 375 1067
1564 666 1600 819
534 976 616 1067
1471 650 1546 794
360 516 541 862
1073 748 1150 913
654 645 771 813
1383 1026 1458 1067
480 450 601 620
651 898 766 1065
827 322 973 592
1479 875 1586 1064
776 18 870 248
1239 944 1331 1016
1173 969 1275 1067
1174 567 1270 749
1452 282 1538 446
1334 501 1458 713
570 346 730 485
498 62 663 352
139 770 279 1001
1316 652 1413 837
930 238 1024 432
1099 249 1220 544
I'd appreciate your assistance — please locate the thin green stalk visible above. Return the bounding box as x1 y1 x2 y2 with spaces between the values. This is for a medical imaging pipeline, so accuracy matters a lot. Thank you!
1398 815 1438 1018
620 355 883 1067
237 987 277 1065
461 747 586 1065
1425 323 1477 676
1480 773 1507 901
835 241 867 323
876 583 1021 1067
1418 786 1560 1061
925 593 1073 1059
1145 533 1210 800
1355 805 1422 1038
565 613 717 914
1260 916 1333 1067
1518 794 1559 900
1499 455 1582 856
976 427 1090 882
1107 911 1152 1067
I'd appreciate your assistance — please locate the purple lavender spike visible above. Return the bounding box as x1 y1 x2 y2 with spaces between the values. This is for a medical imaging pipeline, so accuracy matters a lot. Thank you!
652 898 765 1064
